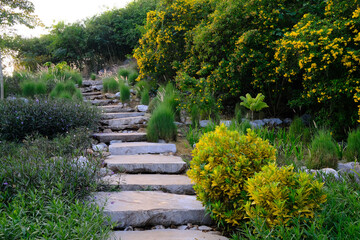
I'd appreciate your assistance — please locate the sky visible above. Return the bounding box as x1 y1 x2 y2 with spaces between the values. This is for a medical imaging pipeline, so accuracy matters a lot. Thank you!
16 0 133 37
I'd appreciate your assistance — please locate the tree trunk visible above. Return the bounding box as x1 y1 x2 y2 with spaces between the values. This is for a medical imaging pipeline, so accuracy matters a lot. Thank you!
0 50 3 100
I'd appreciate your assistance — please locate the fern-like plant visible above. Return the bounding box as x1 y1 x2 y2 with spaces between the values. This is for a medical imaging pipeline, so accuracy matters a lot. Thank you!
240 93 269 120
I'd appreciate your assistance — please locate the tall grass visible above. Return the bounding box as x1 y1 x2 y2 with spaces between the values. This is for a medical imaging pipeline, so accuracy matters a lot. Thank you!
102 77 119 93
344 128 360 162
118 68 131 80
306 129 339 169
147 102 177 142
119 84 131 102
141 88 150 105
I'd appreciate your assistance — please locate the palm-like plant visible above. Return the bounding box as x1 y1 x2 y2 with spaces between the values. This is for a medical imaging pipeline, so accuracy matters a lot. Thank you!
240 93 269 120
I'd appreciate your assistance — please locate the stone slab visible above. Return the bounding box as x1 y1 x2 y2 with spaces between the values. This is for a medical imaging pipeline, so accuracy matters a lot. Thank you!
106 116 148 130
109 142 176 155
102 174 194 194
109 230 228 240
82 80 103 86
93 191 211 228
101 112 145 120
92 132 147 143
82 91 102 96
100 105 134 113
105 154 186 173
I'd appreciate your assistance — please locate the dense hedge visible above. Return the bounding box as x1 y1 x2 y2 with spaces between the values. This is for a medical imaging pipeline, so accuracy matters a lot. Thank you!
0 98 100 141
135 0 360 136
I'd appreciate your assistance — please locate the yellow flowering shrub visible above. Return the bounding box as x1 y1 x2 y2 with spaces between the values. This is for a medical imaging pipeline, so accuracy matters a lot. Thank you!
187 124 276 227
245 163 327 228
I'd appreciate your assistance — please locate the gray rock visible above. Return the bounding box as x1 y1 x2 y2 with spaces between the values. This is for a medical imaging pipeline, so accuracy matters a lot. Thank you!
92 143 107 152
136 105 149 112
283 118 292 125
103 129 113 133
99 168 114 177
250 120 265 128
199 120 210 128
220 120 231 127
158 139 166 143
318 168 340 179
107 116 148 131
74 156 89 168
199 226 213 231
93 191 212 228
263 118 282 125
338 162 360 171
130 89 135 94
110 140 123 144
177 225 188 230
101 112 145 120
105 93 116 99
115 92 121 98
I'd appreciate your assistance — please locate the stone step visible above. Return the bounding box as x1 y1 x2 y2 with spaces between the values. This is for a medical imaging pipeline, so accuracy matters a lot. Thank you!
93 132 147 143
109 142 176 155
93 191 211 228
101 112 145 120
102 174 194 195
85 99 117 106
82 91 102 96
82 80 103 87
100 105 134 113
104 116 148 130
105 154 186 173
109 230 228 240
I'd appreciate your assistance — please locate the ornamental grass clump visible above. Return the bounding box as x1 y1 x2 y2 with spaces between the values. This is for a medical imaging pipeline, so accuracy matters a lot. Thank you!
344 128 360 162
102 77 119 93
306 130 339 169
21 81 47 97
187 124 276 227
140 88 150 105
119 84 131 102
245 163 327 228
147 102 177 142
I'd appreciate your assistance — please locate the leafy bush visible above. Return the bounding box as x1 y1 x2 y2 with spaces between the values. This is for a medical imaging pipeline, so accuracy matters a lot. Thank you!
90 73 96 80
187 124 276 228
306 130 339 169
140 88 150 105
0 98 100 141
147 103 177 142
240 93 269 120
245 163 326 228
21 81 36 97
344 128 360 162
102 77 119 93
119 84 131 102
118 68 131 80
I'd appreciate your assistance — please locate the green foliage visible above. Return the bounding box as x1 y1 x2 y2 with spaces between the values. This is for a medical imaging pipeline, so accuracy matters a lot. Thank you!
147 102 177 142
0 98 100 141
306 130 339 169
148 83 180 119
128 72 139 85
240 93 269 120
187 124 276 228
20 81 47 97
118 68 131 80
90 73 96 80
119 84 131 102
0 130 110 239
344 128 360 162
289 117 312 143
102 77 119 93
50 81 83 101
245 163 326 228
140 88 150 105
135 80 150 97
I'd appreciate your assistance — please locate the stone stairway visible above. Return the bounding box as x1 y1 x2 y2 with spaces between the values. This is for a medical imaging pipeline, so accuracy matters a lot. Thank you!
81 80 228 240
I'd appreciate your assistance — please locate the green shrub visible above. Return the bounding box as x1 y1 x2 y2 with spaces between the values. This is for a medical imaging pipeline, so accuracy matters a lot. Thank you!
50 81 82 101
147 103 177 142
140 88 150 105
149 83 180 119
289 117 312 143
237 119 252 135
190 104 200 127
187 124 276 228
118 68 130 80
49 82 65 98
148 97 160 113
306 130 339 169
64 81 77 95
102 77 119 93
63 70 83 86
344 128 360 162
90 73 96 80
120 84 131 102
35 82 47 95
128 72 139 85
21 81 36 97
0 98 100 141
245 163 326 228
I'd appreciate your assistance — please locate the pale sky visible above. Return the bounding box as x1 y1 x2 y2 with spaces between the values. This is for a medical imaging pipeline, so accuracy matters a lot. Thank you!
16 0 133 37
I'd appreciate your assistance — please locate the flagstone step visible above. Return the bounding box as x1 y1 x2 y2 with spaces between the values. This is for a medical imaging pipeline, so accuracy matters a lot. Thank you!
93 191 211 228
105 155 186 173
109 142 176 155
101 174 194 195
93 132 147 143
85 99 117 106
103 116 148 130
100 105 134 113
109 230 228 240
82 91 102 96
101 112 145 120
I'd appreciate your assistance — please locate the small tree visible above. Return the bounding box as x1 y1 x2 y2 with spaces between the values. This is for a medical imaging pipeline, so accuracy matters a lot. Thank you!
0 0 38 99
240 93 269 120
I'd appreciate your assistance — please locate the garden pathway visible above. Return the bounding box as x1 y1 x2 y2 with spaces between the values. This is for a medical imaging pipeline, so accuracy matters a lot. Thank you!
81 80 228 240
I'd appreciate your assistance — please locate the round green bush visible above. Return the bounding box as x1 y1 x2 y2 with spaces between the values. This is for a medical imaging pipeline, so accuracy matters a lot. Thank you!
90 73 96 80
120 84 131 102
21 81 36 97
147 103 177 142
